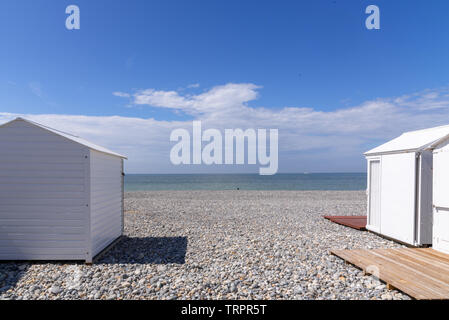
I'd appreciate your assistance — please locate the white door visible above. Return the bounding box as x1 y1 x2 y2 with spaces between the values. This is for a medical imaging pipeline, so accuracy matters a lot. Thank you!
433 148 449 253
379 153 416 245
368 160 381 232
433 208 449 254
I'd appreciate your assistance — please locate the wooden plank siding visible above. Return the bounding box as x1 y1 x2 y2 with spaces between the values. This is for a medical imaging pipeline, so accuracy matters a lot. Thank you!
331 248 449 299
0 120 89 260
89 150 123 257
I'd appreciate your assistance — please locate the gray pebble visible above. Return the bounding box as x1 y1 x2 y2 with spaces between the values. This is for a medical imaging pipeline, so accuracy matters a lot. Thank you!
49 286 61 295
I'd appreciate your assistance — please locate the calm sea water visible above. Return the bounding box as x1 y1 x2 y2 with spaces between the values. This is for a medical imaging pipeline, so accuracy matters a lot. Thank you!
124 173 366 191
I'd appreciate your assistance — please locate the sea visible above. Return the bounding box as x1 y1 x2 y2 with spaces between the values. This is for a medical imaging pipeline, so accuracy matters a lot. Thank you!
124 173 366 191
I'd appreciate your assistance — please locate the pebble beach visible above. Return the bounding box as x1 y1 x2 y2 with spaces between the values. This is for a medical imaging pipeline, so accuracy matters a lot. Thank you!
0 190 410 300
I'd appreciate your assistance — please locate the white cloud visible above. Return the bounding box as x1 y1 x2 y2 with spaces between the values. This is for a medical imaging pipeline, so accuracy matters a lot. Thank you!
3 84 449 173
133 89 192 110
113 91 131 98
124 83 261 115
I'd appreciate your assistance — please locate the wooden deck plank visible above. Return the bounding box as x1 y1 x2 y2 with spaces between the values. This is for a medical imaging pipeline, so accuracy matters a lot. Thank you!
392 248 449 273
333 248 449 299
370 250 449 297
414 248 449 264
323 216 367 230
331 248 449 300
388 249 449 282
336 250 441 300
357 250 448 299
357 249 444 299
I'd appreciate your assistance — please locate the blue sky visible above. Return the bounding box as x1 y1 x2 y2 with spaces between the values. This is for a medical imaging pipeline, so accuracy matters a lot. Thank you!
1 1 449 173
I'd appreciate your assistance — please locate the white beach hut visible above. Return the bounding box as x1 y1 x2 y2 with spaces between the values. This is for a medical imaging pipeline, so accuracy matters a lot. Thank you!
364 125 449 246
0 117 127 262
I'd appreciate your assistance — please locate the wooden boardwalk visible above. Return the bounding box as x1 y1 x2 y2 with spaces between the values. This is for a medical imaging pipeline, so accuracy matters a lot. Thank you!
331 248 449 300
324 215 367 230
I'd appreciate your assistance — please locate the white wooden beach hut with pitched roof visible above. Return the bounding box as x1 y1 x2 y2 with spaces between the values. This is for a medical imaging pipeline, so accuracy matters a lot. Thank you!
365 124 449 247
0 118 126 262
